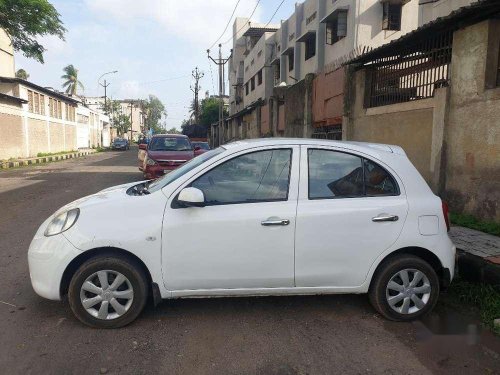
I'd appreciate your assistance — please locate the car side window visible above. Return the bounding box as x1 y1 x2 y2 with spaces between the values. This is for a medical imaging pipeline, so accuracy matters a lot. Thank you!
191 149 292 205
363 159 398 196
308 149 399 199
308 149 364 199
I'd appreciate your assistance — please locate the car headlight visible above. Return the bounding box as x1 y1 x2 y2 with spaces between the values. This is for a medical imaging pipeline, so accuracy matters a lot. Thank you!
146 157 157 166
44 208 80 237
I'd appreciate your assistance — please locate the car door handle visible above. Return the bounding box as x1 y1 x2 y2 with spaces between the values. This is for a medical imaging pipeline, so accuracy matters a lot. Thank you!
372 214 399 222
261 219 290 226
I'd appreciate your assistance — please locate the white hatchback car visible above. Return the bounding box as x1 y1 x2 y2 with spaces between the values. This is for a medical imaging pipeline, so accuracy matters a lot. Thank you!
28 139 455 328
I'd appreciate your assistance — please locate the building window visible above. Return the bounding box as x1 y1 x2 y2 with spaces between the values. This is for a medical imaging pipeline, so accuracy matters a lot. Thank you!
40 95 45 115
382 3 402 31
326 10 348 45
274 61 281 86
33 92 39 113
251 76 255 91
245 82 249 95
27 90 34 112
305 35 316 60
288 51 294 71
57 100 62 119
257 70 263 86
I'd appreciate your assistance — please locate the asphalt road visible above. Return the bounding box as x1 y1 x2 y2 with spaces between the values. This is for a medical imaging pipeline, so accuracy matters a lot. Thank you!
0 148 499 375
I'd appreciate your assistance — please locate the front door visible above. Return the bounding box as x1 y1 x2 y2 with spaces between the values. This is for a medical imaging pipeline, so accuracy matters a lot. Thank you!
295 146 408 288
162 146 300 291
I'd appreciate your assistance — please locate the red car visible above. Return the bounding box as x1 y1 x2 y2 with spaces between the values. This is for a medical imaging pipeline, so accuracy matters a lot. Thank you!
139 134 203 179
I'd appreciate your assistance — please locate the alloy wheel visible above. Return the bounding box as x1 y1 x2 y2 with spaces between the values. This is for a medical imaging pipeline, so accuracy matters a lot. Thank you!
79 270 134 320
385 268 431 315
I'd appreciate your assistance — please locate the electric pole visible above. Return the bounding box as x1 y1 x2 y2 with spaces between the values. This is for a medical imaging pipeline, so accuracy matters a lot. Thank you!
99 79 110 112
190 67 204 124
207 44 231 146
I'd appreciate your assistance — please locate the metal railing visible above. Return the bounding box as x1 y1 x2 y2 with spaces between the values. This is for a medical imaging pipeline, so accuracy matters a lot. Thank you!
365 30 453 108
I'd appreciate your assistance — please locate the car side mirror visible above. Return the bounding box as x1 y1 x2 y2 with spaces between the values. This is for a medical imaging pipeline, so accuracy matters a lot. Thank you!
178 187 205 207
139 144 147 150
194 145 201 151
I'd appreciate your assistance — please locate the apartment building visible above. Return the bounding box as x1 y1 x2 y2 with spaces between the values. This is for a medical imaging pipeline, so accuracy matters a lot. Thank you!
225 0 476 144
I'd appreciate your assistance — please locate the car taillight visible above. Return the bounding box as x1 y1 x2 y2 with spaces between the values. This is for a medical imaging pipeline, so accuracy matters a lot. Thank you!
442 200 450 232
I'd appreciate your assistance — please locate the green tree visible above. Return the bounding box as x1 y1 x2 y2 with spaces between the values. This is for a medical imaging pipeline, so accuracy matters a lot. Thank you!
0 0 66 63
166 127 181 134
15 68 29 80
114 114 131 136
199 97 228 127
141 95 167 134
100 98 121 117
61 64 84 95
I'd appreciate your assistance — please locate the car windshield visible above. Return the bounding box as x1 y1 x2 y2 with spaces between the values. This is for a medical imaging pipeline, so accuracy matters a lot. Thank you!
149 137 192 151
193 142 210 150
147 147 225 193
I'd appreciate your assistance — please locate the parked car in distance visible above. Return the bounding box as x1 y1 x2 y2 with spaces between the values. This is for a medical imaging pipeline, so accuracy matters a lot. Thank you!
140 134 197 179
137 137 149 171
191 141 210 154
28 138 455 328
111 138 129 151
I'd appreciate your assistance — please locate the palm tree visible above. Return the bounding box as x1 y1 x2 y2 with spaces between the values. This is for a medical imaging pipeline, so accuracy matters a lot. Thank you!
61 64 84 95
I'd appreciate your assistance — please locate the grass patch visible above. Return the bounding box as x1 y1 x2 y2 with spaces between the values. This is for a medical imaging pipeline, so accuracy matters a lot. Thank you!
451 213 500 237
36 150 77 158
446 278 500 334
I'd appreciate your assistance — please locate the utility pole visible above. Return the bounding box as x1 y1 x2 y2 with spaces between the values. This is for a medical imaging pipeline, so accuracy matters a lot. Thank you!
129 101 134 142
99 79 110 111
190 67 204 124
207 44 231 146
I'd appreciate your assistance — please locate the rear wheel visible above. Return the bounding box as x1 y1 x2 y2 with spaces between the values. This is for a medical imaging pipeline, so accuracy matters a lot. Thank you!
369 254 439 321
68 256 148 328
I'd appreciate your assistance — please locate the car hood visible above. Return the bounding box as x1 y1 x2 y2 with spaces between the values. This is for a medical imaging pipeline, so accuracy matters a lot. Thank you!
147 150 194 161
54 181 145 215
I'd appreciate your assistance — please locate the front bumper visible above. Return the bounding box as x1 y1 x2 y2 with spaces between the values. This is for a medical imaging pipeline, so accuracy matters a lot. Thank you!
28 232 81 301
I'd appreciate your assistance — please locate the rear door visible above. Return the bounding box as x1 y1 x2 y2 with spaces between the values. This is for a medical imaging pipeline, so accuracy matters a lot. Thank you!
295 146 408 287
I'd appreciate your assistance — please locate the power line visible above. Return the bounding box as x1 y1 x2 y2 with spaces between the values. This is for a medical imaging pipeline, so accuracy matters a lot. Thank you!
221 0 261 45
130 74 191 86
263 0 286 28
207 57 216 95
207 0 242 50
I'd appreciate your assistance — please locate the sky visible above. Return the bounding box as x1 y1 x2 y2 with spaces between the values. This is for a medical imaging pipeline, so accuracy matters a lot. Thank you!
16 0 296 130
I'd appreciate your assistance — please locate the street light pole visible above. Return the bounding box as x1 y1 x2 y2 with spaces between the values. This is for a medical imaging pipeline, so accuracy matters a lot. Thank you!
98 70 118 141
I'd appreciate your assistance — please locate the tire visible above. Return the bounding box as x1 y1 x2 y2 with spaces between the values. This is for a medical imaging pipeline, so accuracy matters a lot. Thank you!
68 255 148 328
368 254 439 322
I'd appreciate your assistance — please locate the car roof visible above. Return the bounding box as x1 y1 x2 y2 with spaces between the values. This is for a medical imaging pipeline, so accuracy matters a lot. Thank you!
222 138 406 157
152 134 188 138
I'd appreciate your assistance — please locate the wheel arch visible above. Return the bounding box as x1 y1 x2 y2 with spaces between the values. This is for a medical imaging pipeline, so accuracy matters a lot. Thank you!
60 247 153 298
369 246 448 290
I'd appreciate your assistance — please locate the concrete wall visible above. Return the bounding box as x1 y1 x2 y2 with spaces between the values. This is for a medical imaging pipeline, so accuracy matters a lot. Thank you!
346 69 436 183
0 29 15 78
419 0 475 26
443 20 500 221
0 110 24 159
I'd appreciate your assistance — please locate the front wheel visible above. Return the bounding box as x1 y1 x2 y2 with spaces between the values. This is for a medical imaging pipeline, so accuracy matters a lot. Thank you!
68 255 148 328
369 254 439 321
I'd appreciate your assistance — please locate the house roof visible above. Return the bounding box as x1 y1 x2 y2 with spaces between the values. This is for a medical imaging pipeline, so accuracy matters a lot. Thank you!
0 92 28 104
0 76 79 104
242 26 279 38
347 0 500 65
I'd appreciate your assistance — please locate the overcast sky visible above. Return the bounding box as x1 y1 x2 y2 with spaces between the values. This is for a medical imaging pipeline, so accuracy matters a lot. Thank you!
16 0 295 129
